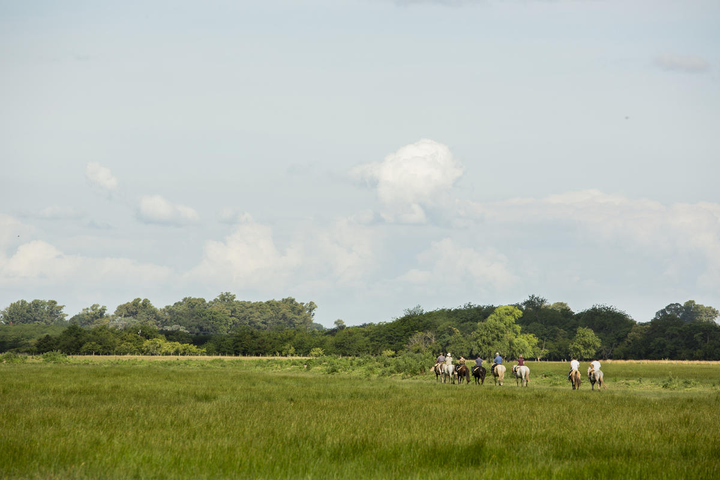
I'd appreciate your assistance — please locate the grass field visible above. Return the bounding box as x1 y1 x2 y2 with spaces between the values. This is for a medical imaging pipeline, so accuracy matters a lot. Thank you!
1 359 719 479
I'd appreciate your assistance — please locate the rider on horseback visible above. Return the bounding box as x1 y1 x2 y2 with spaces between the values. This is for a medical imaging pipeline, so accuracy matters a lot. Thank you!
568 356 579 380
434 353 445 373
472 354 483 374
491 352 503 375
513 355 524 374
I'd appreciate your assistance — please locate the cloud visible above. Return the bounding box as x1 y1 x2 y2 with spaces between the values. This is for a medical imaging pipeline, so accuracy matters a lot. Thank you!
352 139 464 224
86 162 119 192
137 195 200 226
218 208 254 224
28 206 84 220
464 190 720 287
312 218 379 284
398 238 517 290
393 0 482 6
0 214 35 250
654 53 710 74
188 220 303 290
0 239 173 288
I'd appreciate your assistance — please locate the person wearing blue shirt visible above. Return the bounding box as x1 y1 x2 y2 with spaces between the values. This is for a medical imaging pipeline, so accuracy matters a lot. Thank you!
491 352 503 375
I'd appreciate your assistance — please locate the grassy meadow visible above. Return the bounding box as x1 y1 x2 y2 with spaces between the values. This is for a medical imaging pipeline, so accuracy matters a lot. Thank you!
1 358 719 479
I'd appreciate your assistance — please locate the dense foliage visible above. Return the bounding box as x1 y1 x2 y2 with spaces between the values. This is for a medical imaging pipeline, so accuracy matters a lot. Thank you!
1 295 719 360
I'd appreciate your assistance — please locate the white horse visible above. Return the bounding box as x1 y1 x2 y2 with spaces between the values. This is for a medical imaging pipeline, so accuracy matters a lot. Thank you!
442 357 455 384
492 364 506 386
588 367 606 391
513 365 530 387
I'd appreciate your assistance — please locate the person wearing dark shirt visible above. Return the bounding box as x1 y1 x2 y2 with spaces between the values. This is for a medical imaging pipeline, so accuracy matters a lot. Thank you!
473 354 483 375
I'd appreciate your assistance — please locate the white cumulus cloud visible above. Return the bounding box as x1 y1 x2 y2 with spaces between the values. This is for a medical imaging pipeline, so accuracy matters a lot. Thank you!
188 220 303 290
86 162 119 192
137 195 200 226
352 139 464 224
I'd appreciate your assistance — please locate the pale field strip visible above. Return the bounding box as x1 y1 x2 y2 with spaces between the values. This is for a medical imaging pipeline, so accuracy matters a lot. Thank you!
62 356 720 364
67 355 312 361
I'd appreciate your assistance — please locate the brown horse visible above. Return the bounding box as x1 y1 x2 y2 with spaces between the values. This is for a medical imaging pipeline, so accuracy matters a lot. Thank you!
455 364 470 384
472 365 486 385
569 369 582 390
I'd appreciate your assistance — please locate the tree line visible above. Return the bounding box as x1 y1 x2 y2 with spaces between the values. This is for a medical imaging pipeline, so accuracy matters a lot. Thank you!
1 295 719 360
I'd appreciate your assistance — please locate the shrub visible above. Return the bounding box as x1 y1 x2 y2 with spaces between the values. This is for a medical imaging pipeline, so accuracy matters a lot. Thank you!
309 348 324 357
1 352 27 364
42 351 69 363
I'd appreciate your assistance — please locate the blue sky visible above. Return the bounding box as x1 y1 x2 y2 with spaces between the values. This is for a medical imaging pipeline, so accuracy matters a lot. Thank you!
2 0 719 326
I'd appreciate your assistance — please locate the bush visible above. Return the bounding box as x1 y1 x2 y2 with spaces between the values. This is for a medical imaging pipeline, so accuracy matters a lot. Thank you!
309 348 324 357
42 351 69 363
1 352 27 364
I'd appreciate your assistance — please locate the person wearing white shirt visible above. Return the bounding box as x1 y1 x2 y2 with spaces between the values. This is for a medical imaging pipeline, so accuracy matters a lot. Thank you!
590 360 601 372
568 357 580 380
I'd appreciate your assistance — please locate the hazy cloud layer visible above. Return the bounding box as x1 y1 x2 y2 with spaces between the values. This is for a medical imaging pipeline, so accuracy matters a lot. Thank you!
0 238 173 289
137 195 200 226
218 208 254 224
398 238 517 291
465 190 720 286
27 206 85 221
654 53 710 73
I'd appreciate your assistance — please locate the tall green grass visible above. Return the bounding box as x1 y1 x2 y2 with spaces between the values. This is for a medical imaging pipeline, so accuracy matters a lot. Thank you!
1 361 719 479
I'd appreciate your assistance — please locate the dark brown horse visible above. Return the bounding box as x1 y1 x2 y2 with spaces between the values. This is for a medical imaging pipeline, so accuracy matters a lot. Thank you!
432 364 443 382
455 364 470 384
472 365 486 385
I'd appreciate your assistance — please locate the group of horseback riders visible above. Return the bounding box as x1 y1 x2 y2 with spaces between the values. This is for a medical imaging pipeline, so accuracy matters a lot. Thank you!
435 352 601 379
568 357 602 379
434 352 524 376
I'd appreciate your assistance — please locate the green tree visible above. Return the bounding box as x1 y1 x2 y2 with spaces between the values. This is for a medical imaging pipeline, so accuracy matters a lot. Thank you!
1 299 67 325
114 298 162 326
654 300 719 324
569 327 601 360
576 305 634 359
69 304 108 327
471 306 538 359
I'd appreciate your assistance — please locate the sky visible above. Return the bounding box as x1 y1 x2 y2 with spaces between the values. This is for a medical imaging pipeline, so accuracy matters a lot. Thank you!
2 0 720 327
